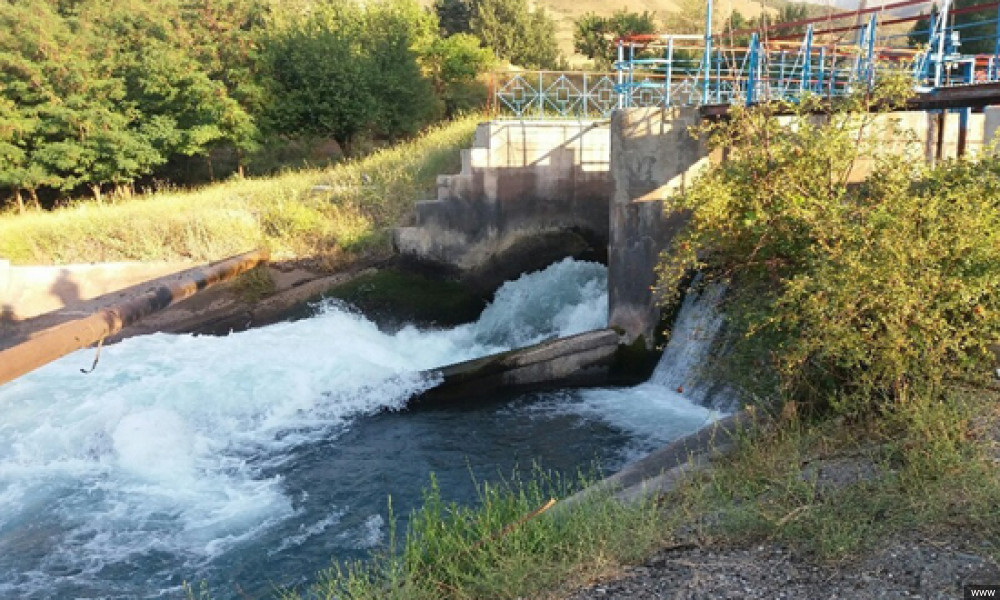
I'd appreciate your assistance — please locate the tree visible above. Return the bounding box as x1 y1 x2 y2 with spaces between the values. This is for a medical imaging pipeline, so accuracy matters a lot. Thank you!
83 0 260 177
365 0 440 140
574 10 658 69
258 0 443 151
756 4 809 37
432 0 561 69
424 33 495 116
434 0 473 37
0 1 161 201
259 1 373 151
909 0 998 55
0 97 36 211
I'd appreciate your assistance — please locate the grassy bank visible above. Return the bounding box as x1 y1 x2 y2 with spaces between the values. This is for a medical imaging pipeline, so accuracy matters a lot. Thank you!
0 115 480 266
278 468 672 600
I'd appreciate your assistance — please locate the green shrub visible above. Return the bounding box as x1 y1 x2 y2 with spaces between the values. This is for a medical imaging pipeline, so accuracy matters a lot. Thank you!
657 78 1000 415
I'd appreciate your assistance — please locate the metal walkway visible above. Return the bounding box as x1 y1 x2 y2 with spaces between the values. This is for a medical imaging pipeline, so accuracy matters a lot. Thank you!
491 0 1000 119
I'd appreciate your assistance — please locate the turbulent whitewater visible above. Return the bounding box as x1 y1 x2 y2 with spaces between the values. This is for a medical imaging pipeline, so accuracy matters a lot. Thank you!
0 258 722 598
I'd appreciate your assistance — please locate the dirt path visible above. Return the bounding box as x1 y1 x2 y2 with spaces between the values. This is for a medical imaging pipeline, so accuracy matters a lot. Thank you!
568 535 999 599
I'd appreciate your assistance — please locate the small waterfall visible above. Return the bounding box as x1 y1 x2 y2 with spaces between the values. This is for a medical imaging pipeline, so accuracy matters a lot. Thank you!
650 277 732 410
561 277 731 458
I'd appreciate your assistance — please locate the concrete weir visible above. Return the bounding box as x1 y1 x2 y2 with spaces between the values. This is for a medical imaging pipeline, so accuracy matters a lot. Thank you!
415 328 620 405
394 120 612 290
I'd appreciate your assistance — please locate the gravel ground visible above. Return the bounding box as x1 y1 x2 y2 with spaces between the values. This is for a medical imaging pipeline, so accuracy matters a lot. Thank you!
568 536 999 599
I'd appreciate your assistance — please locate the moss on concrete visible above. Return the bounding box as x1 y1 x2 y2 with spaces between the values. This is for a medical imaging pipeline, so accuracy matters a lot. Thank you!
611 335 662 385
324 268 485 327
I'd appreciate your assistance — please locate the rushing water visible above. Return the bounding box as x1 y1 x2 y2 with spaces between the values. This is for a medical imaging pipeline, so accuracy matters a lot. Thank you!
0 259 721 599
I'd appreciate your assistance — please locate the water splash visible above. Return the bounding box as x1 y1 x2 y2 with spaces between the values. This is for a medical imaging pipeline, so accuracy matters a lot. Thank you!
0 258 608 598
525 276 731 464
650 277 730 408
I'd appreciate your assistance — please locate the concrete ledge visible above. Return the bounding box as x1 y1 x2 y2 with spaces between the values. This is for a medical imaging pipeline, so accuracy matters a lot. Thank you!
560 411 756 509
414 328 620 405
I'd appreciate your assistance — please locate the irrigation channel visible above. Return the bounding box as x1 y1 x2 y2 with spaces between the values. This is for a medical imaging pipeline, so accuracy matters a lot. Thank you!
0 258 727 598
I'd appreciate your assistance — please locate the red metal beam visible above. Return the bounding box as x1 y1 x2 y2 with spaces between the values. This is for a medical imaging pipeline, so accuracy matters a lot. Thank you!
715 0 932 40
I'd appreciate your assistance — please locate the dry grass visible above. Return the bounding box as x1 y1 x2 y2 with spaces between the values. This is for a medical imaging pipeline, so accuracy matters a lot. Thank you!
0 116 479 266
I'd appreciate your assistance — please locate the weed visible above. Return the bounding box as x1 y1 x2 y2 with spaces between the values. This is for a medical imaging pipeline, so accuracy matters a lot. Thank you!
233 265 276 304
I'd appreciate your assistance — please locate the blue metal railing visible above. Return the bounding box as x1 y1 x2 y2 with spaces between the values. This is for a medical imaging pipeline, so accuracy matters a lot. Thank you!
491 0 1000 119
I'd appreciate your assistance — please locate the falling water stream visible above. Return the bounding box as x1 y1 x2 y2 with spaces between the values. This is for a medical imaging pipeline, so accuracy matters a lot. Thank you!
0 259 725 599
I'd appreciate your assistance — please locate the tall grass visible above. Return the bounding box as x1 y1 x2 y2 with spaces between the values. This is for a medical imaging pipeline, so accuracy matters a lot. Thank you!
671 391 1000 561
0 116 479 265
282 468 670 600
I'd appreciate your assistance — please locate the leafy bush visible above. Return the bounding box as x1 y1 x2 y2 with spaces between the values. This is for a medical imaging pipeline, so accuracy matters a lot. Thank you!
657 79 1000 414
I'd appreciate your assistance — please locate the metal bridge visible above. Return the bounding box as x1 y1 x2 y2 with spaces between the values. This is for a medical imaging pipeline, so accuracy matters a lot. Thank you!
491 0 1000 119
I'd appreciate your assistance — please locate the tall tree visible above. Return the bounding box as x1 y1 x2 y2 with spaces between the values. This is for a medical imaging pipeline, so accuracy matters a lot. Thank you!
365 0 440 140
259 0 379 151
424 33 495 115
434 0 473 37
435 0 561 68
574 10 658 69
0 1 159 201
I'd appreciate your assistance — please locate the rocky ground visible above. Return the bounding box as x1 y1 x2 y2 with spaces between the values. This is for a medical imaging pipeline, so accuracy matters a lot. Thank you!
568 535 999 599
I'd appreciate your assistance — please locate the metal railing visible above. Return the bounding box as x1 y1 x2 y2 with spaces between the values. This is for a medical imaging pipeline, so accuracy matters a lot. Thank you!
489 71 622 119
491 0 1000 118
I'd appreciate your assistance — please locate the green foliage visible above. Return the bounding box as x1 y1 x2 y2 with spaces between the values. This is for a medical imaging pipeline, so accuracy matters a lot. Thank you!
909 0 998 54
657 76 1000 415
434 0 473 37
0 0 491 206
574 10 658 69
0 0 263 206
435 0 562 69
425 34 495 116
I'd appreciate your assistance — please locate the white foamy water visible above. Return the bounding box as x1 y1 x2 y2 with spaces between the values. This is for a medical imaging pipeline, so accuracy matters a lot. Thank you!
0 258 608 597
649 277 728 405
524 277 731 462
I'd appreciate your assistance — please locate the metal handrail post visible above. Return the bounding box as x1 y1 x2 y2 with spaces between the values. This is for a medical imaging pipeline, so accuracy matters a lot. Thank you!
538 71 544 118
994 3 1000 80
747 33 759 106
666 37 674 108
801 25 814 94
935 0 952 87
866 15 877 86
617 39 625 110
702 0 713 105
818 45 826 94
